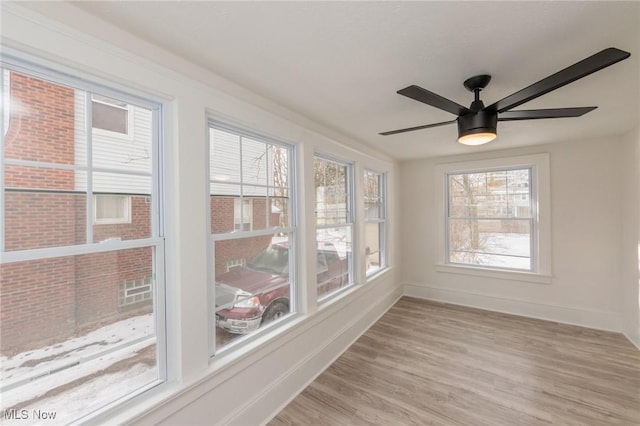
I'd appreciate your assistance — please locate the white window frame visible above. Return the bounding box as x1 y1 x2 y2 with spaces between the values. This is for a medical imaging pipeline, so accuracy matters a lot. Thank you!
94 194 132 224
0 53 167 422
364 169 387 277
314 154 354 301
207 120 297 357
434 153 551 284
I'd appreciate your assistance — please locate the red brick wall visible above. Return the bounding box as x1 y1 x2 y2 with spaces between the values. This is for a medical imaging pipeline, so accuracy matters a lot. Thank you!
1 73 79 352
0 258 76 353
4 191 82 251
76 197 153 326
4 73 75 189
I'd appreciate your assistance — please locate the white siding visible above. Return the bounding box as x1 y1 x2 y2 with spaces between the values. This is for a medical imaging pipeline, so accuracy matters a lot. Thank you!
74 91 153 194
209 127 284 197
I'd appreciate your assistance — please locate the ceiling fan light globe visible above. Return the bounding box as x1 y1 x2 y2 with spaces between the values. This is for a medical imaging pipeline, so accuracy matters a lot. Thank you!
458 132 496 145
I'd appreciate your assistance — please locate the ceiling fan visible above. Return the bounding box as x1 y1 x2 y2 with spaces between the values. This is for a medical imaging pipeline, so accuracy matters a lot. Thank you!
380 47 631 145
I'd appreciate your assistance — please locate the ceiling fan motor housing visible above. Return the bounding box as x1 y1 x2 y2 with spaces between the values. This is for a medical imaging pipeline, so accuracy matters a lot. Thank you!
457 110 497 139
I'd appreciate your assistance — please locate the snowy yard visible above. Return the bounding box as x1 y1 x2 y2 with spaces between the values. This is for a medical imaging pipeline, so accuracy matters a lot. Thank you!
1 314 157 425
451 232 531 270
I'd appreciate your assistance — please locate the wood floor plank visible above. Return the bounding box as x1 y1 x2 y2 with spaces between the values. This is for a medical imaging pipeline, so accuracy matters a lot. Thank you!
269 297 640 425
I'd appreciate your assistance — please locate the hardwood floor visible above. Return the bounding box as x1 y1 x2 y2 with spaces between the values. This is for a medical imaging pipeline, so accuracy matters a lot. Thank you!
269 297 640 425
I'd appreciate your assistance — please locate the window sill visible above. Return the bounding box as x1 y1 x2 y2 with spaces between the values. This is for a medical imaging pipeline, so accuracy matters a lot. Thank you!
435 264 552 284
366 266 389 282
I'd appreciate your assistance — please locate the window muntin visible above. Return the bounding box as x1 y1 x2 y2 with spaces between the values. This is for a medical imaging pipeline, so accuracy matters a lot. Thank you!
209 124 295 353
446 167 534 271
314 156 353 300
364 170 386 276
0 64 164 423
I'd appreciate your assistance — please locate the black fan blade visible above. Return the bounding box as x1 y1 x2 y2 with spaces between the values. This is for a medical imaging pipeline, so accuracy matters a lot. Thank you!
398 85 470 116
498 107 597 121
489 48 630 113
379 119 456 136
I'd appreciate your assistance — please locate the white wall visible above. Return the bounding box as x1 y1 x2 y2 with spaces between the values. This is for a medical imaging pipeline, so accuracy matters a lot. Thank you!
1 3 401 425
621 126 640 348
401 136 628 332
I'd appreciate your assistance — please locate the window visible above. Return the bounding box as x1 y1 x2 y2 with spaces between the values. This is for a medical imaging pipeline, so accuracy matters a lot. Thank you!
0 61 164 424
448 168 532 270
234 197 252 231
435 154 551 279
209 123 295 352
314 156 353 300
364 170 386 276
92 94 129 135
94 194 131 224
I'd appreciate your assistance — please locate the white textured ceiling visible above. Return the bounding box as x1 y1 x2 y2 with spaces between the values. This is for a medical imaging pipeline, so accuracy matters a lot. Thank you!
70 1 639 160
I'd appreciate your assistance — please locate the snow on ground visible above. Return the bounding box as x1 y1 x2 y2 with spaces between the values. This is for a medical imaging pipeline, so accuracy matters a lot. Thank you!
1 314 157 424
454 232 531 269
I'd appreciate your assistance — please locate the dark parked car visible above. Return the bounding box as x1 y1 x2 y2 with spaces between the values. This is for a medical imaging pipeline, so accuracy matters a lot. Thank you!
215 242 347 334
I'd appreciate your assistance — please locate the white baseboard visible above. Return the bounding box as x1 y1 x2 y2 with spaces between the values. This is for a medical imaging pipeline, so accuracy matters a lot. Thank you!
404 282 624 333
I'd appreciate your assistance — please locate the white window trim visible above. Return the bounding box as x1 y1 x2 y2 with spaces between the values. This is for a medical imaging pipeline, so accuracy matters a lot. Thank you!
0 51 168 424
434 153 551 283
207 120 297 357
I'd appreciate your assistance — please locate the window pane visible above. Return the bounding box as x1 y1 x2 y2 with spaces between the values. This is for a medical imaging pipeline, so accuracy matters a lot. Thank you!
241 137 267 186
4 188 87 251
92 173 151 241
92 100 152 174
211 194 240 234
316 227 351 300
4 163 88 251
364 171 381 220
364 170 385 276
270 191 289 228
268 145 289 191
315 158 349 225
214 233 292 348
0 247 159 422
365 222 382 274
234 198 253 231
449 218 531 270
93 194 150 242
210 128 241 183
210 127 292 234
4 71 84 166
449 169 531 219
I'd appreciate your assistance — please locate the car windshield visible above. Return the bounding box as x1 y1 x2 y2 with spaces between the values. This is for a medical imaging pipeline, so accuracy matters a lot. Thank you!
247 245 289 275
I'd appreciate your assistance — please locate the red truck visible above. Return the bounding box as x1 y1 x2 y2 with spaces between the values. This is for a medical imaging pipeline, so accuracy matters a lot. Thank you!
215 242 348 334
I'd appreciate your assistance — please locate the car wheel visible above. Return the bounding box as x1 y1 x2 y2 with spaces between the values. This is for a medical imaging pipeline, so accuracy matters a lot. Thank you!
262 300 289 325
